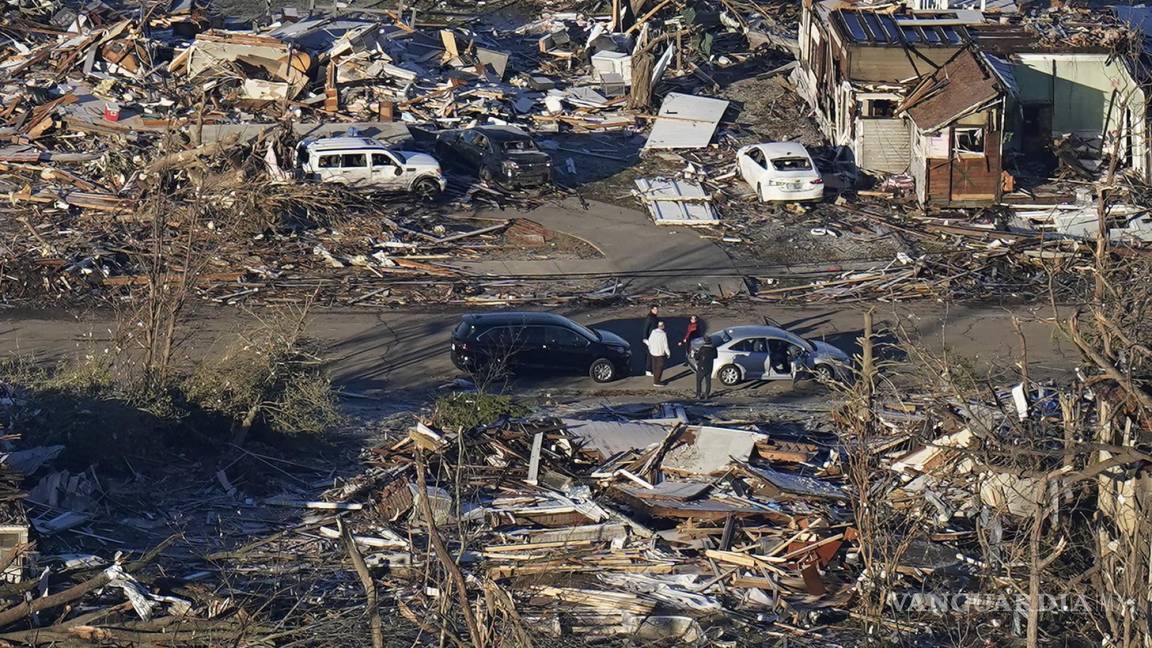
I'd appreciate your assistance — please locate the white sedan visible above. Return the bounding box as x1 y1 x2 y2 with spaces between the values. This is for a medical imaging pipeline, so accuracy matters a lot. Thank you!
737 143 825 202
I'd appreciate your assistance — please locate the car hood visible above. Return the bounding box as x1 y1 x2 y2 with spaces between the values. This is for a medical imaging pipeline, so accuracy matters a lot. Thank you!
397 151 441 170
811 340 849 361
594 329 629 349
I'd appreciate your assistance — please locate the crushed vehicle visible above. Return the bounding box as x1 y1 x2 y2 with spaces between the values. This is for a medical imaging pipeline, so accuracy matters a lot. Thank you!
687 325 849 385
296 137 446 198
450 312 631 382
434 126 552 189
737 143 825 202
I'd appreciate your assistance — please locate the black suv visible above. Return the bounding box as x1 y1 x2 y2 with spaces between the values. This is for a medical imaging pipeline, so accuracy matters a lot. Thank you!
450 312 630 383
434 126 552 188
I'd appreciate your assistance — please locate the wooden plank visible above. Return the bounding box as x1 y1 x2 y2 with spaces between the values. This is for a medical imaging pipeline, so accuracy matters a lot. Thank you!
525 431 543 486
484 539 594 552
535 587 653 614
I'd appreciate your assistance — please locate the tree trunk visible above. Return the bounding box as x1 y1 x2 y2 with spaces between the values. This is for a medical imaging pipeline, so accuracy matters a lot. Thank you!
1026 477 1048 648
230 402 261 447
628 51 654 111
415 451 484 648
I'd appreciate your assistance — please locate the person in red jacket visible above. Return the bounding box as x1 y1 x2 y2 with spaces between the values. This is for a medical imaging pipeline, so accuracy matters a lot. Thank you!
678 315 702 349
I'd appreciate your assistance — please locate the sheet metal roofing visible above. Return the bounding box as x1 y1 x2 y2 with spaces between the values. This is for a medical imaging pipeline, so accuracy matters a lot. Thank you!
833 10 972 45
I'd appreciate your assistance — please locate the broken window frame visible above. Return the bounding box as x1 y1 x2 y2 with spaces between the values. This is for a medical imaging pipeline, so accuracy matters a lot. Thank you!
953 127 985 158
771 157 814 172
865 99 895 118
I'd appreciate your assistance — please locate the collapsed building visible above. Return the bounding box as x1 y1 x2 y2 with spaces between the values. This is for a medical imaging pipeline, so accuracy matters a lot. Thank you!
794 0 1149 206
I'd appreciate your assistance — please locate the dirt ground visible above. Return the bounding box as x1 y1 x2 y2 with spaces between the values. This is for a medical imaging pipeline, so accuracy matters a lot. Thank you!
564 71 902 270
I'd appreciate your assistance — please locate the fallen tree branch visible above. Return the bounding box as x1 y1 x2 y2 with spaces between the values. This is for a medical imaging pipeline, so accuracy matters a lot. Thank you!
0 535 176 629
415 449 484 648
1066 314 1152 413
338 518 384 648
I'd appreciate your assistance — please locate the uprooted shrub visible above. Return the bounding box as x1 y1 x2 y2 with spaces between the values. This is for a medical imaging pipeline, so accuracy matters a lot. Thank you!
432 392 528 433
183 308 342 445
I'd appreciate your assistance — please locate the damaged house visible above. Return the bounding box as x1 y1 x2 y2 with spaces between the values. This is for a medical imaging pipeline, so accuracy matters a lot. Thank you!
975 8 1148 180
1005 51 1147 180
795 0 1150 205
900 49 1010 206
794 0 978 177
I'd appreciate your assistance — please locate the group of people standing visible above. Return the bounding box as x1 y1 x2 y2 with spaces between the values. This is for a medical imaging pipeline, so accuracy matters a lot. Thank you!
641 305 719 399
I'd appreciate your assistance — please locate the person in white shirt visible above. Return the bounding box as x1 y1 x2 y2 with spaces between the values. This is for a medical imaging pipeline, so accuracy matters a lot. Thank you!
646 321 671 386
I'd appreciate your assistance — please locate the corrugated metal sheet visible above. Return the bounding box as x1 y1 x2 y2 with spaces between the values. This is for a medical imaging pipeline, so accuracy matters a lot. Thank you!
644 93 729 150
633 178 719 225
856 118 910 174
562 419 670 456
982 53 1020 96
833 10 973 46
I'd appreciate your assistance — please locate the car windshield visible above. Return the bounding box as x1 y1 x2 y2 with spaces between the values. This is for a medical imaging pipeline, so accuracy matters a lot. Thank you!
392 151 407 163
771 157 812 171
502 139 537 152
712 331 732 345
453 320 475 338
569 321 597 340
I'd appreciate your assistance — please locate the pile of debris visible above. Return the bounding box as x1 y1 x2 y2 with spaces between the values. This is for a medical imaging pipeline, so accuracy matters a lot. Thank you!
0 357 1146 643
0 0 805 307
183 370 1147 645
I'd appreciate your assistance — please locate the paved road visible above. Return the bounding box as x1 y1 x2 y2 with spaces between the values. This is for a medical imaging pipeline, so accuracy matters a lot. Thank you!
459 198 746 295
0 192 1085 403
0 300 1078 402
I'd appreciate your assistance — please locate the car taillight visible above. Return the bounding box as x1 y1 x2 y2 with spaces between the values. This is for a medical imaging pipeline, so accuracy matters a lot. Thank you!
810 178 824 185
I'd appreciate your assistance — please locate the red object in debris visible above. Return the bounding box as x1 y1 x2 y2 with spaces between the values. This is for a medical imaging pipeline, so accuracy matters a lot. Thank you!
103 102 121 122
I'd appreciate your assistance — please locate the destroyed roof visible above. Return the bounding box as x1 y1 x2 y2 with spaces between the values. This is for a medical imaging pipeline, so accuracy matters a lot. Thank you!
968 8 1142 54
947 0 1019 13
901 49 1004 131
981 52 1019 96
1109 5 1152 52
827 7 975 46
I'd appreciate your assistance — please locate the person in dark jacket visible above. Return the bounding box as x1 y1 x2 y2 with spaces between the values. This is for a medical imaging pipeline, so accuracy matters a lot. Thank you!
642 305 659 376
693 338 718 399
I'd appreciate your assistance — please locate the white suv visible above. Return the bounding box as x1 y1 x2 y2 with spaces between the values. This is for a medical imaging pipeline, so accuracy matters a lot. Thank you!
297 137 446 198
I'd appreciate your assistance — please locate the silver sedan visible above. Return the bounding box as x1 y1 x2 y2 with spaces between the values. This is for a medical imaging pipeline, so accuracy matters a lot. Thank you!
687 325 851 386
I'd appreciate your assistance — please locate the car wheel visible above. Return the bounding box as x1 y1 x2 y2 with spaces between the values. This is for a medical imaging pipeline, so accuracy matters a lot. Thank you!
812 364 836 383
413 177 441 201
717 364 741 386
479 167 494 185
589 358 617 383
